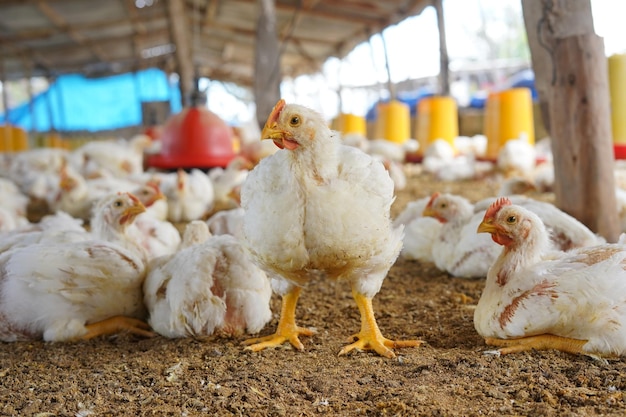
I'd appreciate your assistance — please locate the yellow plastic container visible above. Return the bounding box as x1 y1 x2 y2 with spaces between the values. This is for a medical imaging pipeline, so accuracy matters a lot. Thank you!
609 53 626 144
375 100 410 144
484 87 535 160
416 96 458 155
337 113 367 136
0 125 29 152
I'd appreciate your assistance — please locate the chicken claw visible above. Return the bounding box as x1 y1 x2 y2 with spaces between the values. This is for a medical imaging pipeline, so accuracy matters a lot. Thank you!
339 292 422 358
484 335 587 356
243 287 314 352
81 316 156 340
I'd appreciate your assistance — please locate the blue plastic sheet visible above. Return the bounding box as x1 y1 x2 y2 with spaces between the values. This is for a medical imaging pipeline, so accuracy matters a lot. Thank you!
0 68 182 132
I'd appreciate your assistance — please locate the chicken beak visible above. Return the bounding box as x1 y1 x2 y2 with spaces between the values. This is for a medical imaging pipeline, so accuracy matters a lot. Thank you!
477 219 497 234
261 122 285 141
153 190 166 202
118 201 145 225
422 206 436 218
261 99 288 148
59 177 74 191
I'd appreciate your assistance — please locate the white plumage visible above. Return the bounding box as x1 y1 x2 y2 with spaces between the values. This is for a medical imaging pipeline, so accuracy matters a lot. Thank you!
393 197 441 263
241 99 420 358
71 134 151 178
48 163 138 219
128 183 181 260
144 221 272 338
475 197 626 357
0 192 152 342
423 192 501 278
497 135 536 178
206 207 245 239
161 169 215 222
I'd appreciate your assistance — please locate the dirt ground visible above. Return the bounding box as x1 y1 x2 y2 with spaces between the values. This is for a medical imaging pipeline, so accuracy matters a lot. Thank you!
2 168 626 417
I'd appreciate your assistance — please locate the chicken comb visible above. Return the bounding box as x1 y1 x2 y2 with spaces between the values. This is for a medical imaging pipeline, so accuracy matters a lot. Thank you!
126 192 141 204
266 99 286 126
485 197 512 219
146 181 161 194
425 192 441 209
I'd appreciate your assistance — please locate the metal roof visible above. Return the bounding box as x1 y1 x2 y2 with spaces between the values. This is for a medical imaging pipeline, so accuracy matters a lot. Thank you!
0 0 431 86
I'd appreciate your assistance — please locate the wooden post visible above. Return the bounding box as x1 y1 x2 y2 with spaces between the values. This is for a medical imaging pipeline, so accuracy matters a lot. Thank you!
522 0 620 242
167 0 195 108
549 34 619 241
433 0 449 96
254 0 282 130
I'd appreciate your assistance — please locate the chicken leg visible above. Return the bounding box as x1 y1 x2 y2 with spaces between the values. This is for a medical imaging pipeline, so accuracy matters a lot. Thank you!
81 316 155 340
243 286 314 352
338 289 423 358
485 334 588 356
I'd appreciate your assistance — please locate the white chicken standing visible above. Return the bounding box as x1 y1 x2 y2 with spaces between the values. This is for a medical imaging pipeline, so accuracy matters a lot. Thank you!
0 193 153 342
475 197 626 357
162 168 215 222
144 221 272 338
241 99 421 358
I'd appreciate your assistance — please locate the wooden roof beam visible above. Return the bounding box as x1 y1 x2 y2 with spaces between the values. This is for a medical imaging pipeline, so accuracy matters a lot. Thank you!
121 0 149 67
36 1 110 63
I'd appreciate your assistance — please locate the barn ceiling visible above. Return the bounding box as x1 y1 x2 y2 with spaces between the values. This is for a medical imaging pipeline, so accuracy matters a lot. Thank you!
0 0 432 87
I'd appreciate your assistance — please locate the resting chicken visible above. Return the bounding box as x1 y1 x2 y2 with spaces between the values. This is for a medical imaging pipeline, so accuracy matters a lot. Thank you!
475 197 626 357
241 99 421 358
0 193 153 342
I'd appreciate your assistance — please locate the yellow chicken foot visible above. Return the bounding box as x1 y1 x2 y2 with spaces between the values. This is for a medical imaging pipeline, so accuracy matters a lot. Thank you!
339 291 423 358
81 316 155 340
485 334 588 356
243 286 314 352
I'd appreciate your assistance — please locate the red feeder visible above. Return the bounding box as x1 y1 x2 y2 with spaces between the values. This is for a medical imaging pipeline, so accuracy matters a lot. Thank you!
146 106 236 169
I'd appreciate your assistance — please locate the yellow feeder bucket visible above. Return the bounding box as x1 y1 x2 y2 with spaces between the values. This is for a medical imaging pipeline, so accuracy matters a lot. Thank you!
375 100 410 144
484 87 535 160
337 113 367 136
0 125 29 152
416 96 458 156
609 53 626 157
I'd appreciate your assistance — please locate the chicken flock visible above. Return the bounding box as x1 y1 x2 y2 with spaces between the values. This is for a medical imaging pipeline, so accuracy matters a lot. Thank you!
1 99 626 360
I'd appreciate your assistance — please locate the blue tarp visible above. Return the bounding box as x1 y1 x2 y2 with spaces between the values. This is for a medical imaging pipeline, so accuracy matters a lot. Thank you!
0 68 182 132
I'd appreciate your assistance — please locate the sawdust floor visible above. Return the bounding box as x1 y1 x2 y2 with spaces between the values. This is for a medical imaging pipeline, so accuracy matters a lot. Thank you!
2 169 626 416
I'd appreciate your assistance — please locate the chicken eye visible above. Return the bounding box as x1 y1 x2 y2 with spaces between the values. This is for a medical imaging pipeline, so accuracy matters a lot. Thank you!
439 203 447 209
506 215 516 224
114 201 123 208
289 115 301 127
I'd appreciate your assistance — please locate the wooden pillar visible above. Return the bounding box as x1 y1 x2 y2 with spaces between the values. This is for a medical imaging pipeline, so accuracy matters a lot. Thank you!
522 0 619 242
254 0 281 130
167 0 195 108
433 0 449 96
0 61 10 152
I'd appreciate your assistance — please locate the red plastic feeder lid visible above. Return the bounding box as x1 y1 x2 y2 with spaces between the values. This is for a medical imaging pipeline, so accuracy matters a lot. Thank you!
614 144 626 160
146 106 236 169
